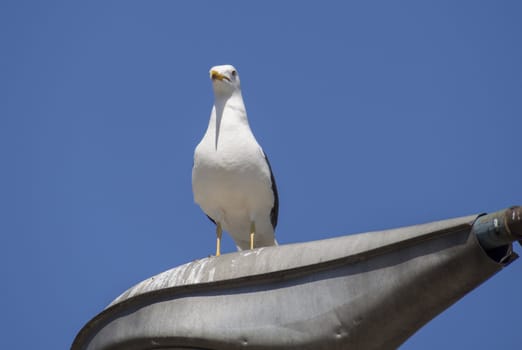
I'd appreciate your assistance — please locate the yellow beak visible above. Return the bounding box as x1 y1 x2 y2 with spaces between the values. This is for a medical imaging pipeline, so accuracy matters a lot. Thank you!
210 70 230 82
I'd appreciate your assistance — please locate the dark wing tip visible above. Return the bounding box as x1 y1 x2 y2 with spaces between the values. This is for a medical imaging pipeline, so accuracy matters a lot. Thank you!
206 214 216 225
264 153 279 229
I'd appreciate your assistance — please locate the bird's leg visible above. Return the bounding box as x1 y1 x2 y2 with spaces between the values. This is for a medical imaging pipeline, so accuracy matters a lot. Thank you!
216 222 222 257
250 221 256 250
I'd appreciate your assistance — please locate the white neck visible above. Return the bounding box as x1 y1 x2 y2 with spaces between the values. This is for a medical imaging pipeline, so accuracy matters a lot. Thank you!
206 90 252 149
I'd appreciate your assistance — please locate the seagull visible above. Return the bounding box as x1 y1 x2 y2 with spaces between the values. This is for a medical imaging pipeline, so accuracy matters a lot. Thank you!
192 64 279 256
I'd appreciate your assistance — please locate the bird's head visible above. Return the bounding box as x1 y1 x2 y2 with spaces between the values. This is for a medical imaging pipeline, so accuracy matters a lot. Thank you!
209 64 241 96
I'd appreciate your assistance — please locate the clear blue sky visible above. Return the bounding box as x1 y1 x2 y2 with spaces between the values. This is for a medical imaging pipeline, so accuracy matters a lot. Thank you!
2 1 521 349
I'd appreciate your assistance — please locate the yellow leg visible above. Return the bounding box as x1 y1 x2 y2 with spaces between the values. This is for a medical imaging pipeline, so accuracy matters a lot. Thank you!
250 222 256 250
216 223 222 257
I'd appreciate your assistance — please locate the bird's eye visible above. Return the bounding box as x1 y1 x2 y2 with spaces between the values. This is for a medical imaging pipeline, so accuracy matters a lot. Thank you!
232 70 237 77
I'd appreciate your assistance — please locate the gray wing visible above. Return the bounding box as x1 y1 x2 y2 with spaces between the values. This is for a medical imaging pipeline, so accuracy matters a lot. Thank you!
264 153 279 229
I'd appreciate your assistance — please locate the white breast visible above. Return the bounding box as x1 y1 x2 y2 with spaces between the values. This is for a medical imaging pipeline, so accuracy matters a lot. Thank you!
192 95 276 249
